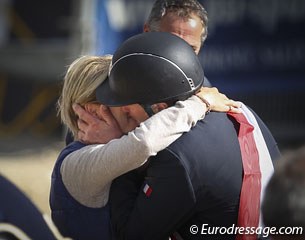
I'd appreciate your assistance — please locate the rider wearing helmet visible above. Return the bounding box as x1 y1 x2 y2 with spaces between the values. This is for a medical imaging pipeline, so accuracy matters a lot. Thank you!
104 32 281 240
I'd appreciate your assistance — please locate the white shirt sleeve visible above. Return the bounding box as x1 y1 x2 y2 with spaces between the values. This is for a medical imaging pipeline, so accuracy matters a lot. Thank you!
61 96 205 207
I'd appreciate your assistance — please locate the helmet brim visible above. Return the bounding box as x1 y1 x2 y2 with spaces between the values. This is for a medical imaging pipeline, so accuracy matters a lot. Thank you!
96 76 135 106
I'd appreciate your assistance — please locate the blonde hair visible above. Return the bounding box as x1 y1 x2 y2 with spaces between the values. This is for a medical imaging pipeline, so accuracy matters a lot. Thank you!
58 55 112 138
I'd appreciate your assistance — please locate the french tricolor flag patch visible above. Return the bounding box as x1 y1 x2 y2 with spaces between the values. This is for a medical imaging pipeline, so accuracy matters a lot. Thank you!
143 183 153 197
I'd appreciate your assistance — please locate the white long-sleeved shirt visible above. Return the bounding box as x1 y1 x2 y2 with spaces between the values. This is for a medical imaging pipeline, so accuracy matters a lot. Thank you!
61 96 206 208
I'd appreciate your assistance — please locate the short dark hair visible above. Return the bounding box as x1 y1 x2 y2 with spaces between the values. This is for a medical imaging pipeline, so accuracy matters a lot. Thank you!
146 0 208 46
262 146 305 239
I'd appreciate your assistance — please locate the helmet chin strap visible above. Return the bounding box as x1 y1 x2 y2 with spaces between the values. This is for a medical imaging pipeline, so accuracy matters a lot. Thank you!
140 104 155 117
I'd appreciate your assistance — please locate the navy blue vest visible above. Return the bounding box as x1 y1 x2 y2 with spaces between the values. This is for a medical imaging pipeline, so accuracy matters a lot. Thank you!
50 141 112 240
110 111 281 240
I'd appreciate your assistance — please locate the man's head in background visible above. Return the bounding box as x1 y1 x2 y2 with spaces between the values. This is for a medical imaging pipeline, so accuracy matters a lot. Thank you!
144 0 208 54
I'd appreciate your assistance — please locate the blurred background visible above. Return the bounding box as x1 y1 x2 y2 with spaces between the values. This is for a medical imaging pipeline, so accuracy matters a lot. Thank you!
1 0 305 150
0 0 305 213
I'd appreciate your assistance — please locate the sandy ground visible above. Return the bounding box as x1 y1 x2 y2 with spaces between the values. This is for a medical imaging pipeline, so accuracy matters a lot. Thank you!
0 138 65 215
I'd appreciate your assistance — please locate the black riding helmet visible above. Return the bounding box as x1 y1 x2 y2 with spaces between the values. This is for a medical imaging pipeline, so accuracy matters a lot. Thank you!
96 32 204 106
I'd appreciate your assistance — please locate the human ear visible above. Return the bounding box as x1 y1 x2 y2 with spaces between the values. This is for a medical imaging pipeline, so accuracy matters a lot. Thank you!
121 106 130 114
121 106 133 119
143 23 150 32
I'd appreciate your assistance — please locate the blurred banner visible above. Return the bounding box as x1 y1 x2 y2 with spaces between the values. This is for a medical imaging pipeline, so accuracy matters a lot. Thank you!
94 0 154 54
200 0 305 93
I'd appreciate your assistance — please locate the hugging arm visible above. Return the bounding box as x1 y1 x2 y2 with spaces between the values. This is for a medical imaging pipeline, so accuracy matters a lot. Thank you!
60 96 205 207
61 88 241 207
75 87 241 145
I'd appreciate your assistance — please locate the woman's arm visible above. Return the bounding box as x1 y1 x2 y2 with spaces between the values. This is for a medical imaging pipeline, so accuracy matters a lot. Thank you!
60 96 206 208
61 87 241 208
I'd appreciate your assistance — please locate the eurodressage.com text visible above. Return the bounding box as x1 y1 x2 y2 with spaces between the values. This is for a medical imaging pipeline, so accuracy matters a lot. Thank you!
189 224 303 238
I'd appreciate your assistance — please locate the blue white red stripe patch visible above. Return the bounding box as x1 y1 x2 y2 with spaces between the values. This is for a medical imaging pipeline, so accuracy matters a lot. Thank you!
143 183 152 197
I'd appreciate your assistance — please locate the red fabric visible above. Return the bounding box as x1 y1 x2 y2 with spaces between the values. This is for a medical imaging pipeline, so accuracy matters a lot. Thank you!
228 112 261 240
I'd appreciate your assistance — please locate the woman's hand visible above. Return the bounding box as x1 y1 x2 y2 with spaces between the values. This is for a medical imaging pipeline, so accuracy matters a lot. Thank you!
73 104 123 144
196 87 242 113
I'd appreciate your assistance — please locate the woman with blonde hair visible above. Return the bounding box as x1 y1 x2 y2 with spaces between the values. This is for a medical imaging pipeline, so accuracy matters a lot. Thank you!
50 54 241 240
